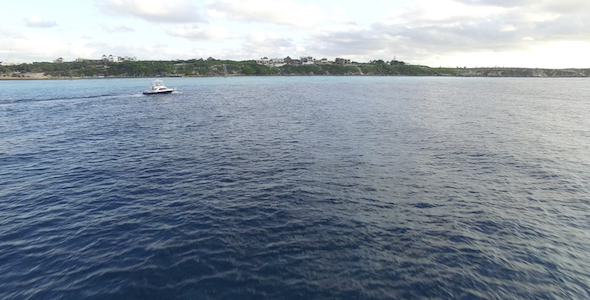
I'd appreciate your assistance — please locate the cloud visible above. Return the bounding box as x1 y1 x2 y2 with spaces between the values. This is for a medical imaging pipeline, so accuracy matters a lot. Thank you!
387 0 505 24
332 19 359 27
333 6 346 15
305 28 395 60
7 0 590 68
0 27 26 39
282 0 590 66
68 39 210 61
371 0 590 57
100 24 135 33
99 0 205 23
207 0 324 28
0 30 66 62
453 0 590 11
25 16 57 28
452 0 534 8
543 0 590 14
242 31 295 58
163 24 237 41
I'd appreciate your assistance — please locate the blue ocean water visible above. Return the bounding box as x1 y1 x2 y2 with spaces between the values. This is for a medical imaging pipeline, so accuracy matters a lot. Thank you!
1 76 590 299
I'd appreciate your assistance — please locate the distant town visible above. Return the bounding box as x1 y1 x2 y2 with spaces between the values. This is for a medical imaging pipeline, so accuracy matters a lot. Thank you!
2 54 350 67
50 55 353 67
2 54 590 78
255 56 352 67
71 54 137 64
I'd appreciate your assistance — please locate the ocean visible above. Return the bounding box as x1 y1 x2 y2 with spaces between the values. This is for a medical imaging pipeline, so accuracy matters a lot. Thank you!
1 76 590 299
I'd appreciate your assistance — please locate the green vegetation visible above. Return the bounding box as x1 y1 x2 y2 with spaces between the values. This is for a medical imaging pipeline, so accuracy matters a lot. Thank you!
432 67 460 75
1 58 589 78
0 58 446 78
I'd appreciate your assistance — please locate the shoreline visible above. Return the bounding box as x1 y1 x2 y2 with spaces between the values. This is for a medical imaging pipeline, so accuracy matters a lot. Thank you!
3 66 590 80
3 73 590 80
3 58 590 79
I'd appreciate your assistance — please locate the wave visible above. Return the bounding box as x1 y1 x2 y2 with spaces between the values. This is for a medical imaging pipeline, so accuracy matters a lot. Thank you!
1 93 138 105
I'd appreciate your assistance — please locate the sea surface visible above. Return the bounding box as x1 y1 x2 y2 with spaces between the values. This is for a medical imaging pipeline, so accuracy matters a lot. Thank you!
1 76 590 299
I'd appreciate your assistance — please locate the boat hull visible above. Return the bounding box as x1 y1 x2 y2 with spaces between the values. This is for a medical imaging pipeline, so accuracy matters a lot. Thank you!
143 90 174 95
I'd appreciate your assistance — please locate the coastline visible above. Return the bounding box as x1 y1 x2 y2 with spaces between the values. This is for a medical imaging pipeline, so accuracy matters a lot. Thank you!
3 58 590 79
2 67 590 80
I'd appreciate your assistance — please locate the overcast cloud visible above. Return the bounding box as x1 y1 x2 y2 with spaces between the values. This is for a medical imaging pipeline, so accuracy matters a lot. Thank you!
3 0 590 67
25 16 57 28
99 0 205 23
206 0 324 28
100 24 135 33
163 24 238 41
373 0 590 52
242 31 295 58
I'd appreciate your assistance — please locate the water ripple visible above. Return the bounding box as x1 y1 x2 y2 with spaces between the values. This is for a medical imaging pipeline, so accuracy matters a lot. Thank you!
1 77 590 299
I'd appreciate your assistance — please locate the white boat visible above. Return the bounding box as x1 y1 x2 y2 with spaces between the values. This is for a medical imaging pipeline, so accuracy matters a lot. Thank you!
143 79 175 95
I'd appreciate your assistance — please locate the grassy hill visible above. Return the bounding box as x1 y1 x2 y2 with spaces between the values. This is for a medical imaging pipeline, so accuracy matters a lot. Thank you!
2 58 589 79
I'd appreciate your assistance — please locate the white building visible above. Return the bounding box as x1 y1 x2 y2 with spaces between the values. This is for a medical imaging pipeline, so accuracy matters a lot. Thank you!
102 54 137 63
270 58 284 64
119 56 137 62
269 57 285 67
256 57 285 67
315 58 329 65
75 57 101 63
335 58 351 65
256 57 270 65
301 56 314 65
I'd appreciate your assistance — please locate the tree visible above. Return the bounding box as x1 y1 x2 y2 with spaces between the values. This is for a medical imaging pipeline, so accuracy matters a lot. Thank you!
241 65 256 75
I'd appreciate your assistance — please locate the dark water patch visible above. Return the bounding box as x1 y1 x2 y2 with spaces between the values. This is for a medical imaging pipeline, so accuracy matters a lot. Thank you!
7 93 121 104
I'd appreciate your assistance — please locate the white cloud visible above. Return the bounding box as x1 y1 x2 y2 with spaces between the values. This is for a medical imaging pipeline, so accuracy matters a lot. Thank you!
0 27 26 39
206 0 324 28
70 39 104 59
6 0 590 67
71 40 202 61
499 24 517 32
25 16 57 28
305 28 395 60
99 0 205 23
256 0 590 67
453 0 533 8
242 30 295 57
0 30 66 62
386 0 505 24
370 0 590 63
0 28 164 62
334 6 346 15
163 24 237 41
428 41 590 68
100 24 135 33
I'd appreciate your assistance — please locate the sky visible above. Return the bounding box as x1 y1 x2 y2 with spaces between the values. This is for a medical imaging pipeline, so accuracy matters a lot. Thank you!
2 0 590 68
